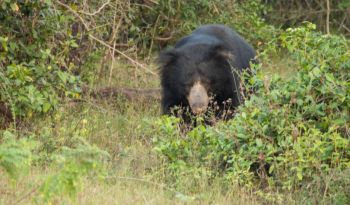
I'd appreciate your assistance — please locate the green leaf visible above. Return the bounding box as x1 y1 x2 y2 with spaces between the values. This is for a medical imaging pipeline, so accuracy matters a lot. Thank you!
297 168 303 180
312 67 321 77
10 3 19 12
0 36 8 52
256 138 263 147
43 102 51 113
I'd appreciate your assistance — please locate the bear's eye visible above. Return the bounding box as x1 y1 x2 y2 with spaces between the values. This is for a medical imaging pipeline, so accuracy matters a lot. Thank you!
200 79 214 87
182 81 192 86
181 82 193 92
209 79 217 84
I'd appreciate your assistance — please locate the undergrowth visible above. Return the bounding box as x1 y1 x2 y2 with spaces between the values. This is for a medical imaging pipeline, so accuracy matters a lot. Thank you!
153 23 350 204
1 0 349 204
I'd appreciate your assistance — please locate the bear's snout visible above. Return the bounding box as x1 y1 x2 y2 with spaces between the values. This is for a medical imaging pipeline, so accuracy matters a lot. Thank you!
187 82 209 114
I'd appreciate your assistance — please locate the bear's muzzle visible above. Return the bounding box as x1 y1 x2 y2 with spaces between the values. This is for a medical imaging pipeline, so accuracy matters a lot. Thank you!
187 82 209 115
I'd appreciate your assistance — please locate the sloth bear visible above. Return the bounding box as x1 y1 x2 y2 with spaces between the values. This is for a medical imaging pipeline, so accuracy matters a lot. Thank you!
158 24 256 119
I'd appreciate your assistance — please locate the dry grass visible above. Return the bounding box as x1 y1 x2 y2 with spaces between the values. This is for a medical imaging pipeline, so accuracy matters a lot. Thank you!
0 106 261 204
0 57 298 205
1 167 262 205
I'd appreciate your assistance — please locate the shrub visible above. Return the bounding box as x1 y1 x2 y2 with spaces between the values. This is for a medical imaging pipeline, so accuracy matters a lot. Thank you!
38 141 110 203
0 131 37 179
0 129 109 203
0 0 81 121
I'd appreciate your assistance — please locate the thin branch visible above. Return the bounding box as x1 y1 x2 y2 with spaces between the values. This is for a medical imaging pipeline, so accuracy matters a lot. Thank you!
341 24 350 33
89 34 156 75
154 35 174 41
12 186 39 205
326 0 330 35
132 3 155 11
55 0 156 76
78 0 111 16
55 0 89 31
148 14 160 61
108 6 119 85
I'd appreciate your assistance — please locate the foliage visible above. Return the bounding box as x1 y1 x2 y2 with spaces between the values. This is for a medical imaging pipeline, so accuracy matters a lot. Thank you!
37 141 110 203
0 0 83 121
154 23 350 203
0 0 275 124
0 114 110 203
1 0 350 203
0 129 109 203
35 108 99 164
2 0 349 124
0 130 37 179
265 0 350 36
131 0 276 50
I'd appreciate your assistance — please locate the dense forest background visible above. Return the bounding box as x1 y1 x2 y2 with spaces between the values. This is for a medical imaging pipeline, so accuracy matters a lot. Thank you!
1 0 349 204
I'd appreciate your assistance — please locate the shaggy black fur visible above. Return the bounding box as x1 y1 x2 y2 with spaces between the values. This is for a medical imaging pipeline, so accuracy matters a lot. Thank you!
158 24 256 117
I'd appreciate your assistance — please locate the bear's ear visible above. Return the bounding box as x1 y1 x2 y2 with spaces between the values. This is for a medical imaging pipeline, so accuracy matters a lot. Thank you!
211 45 235 63
157 49 179 67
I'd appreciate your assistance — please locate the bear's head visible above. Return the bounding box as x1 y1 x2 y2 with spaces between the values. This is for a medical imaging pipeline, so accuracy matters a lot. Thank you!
159 44 236 115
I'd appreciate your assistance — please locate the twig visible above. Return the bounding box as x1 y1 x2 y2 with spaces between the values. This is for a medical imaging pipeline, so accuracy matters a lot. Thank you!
12 186 39 205
89 35 156 75
326 0 330 35
154 35 174 41
323 170 335 199
337 15 347 33
55 0 157 76
108 6 119 85
108 42 116 86
132 3 155 11
141 194 151 205
78 0 111 16
341 24 350 33
55 0 89 31
148 14 160 61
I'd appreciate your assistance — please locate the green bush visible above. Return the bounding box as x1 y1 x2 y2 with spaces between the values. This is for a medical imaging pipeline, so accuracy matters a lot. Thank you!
154 23 350 203
0 130 38 179
38 141 109 203
0 0 81 120
0 129 109 203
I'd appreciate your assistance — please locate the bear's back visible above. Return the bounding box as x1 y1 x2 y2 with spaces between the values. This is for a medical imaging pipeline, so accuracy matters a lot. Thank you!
175 24 255 70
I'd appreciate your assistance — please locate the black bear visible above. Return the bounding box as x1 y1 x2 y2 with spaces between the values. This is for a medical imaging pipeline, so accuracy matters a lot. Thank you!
158 24 256 119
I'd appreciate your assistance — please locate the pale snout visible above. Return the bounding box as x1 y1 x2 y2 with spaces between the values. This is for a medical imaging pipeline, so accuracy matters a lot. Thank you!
187 82 209 115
